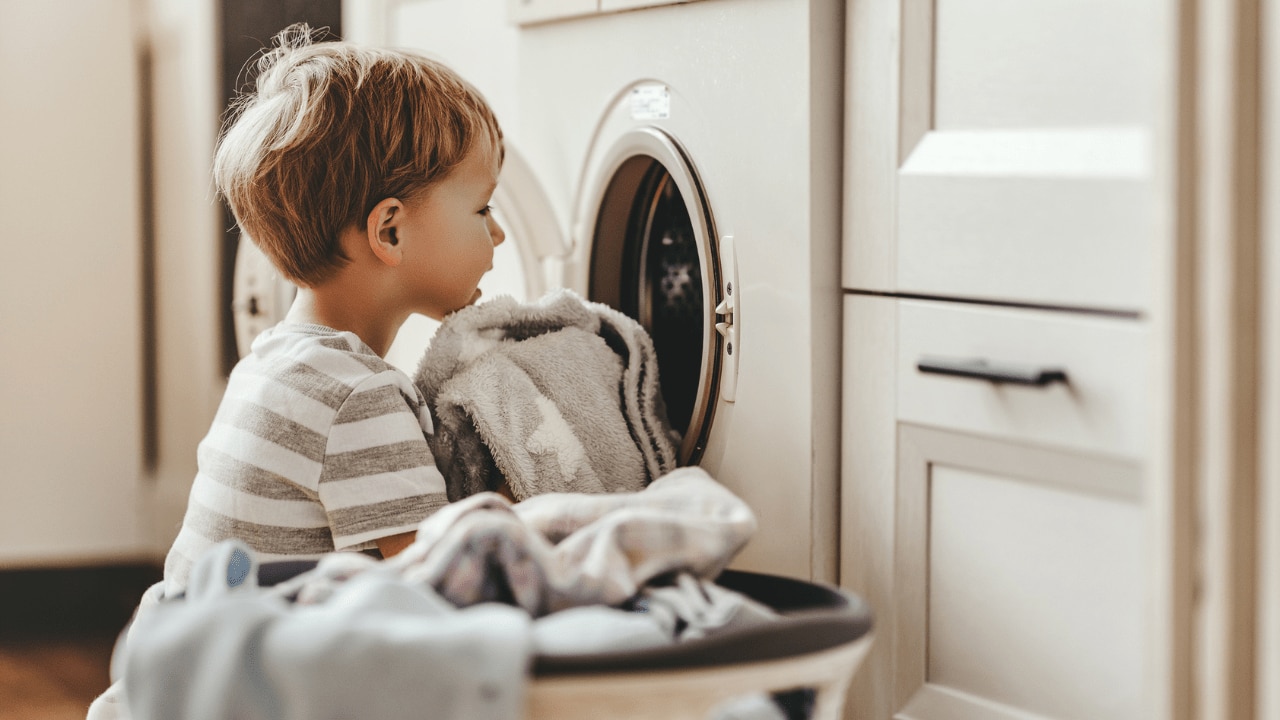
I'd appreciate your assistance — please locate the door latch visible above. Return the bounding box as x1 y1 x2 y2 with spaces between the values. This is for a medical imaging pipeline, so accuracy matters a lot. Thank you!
714 234 739 402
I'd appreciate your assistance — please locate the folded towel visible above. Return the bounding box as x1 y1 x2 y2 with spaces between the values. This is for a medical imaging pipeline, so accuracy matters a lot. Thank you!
415 289 679 502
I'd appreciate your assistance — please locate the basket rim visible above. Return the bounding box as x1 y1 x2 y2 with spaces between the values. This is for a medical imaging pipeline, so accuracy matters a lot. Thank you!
252 562 874 676
532 569 874 676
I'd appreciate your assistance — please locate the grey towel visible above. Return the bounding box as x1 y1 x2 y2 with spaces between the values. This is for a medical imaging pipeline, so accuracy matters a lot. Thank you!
415 289 679 502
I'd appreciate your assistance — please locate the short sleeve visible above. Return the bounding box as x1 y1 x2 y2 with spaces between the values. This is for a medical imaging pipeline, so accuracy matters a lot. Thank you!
318 371 448 549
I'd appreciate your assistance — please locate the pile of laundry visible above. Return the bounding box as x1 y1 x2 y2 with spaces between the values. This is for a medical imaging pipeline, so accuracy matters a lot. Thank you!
97 291 816 720
111 468 800 720
414 288 680 502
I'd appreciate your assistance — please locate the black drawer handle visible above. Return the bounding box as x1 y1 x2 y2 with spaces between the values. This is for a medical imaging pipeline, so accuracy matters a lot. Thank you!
917 356 1069 387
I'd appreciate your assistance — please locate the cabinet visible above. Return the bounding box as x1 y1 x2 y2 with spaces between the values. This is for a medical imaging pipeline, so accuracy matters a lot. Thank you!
0 0 148 564
844 297 1149 719
840 0 1172 717
895 423 1143 719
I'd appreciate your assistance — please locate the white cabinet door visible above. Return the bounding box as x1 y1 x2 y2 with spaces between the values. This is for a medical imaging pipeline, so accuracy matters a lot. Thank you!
0 0 146 564
899 0 1162 311
846 0 1169 313
893 425 1144 720
841 296 1149 720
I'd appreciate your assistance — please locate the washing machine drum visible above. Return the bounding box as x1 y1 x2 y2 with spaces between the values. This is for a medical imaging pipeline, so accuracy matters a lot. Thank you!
588 147 723 466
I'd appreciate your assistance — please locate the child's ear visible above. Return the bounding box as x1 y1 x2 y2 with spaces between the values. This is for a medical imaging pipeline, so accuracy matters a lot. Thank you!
366 197 404 267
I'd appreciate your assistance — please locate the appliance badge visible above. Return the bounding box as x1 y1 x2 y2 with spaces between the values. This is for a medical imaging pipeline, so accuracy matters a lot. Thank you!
630 84 671 120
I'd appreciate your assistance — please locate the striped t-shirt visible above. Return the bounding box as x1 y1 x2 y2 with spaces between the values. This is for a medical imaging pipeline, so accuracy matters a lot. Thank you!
162 323 448 596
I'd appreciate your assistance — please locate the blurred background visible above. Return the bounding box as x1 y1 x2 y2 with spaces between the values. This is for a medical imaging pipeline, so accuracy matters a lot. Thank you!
2 1 1279 719
2 2 356 716
0 1 539 715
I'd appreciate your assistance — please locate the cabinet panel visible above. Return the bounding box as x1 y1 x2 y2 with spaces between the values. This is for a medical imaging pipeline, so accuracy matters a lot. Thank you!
897 128 1152 311
0 0 146 564
885 0 1166 311
841 294 898 720
897 300 1148 461
933 0 1159 130
895 425 1144 720
929 465 1143 717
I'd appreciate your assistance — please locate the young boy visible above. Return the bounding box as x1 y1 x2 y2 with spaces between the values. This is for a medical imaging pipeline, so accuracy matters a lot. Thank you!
161 26 506 597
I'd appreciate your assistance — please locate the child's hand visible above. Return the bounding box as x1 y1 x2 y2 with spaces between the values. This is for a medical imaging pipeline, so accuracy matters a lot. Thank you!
375 530 417 559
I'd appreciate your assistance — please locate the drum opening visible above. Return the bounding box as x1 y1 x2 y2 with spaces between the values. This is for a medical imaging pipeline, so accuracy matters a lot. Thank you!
589 145 719 465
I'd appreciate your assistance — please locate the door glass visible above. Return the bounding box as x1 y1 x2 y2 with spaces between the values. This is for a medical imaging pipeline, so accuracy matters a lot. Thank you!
591 154 717 463
630 165 703 438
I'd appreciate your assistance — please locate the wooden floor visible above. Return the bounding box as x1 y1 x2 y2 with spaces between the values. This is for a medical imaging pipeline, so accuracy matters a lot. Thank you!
0 636 116 720
0 564 161 720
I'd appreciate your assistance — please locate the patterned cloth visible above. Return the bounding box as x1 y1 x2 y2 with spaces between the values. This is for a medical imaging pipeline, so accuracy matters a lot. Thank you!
273 466 756 616
414 289 679 502
120 543 532 720
109 530 781 720
162 322 449 597
93 467 780 720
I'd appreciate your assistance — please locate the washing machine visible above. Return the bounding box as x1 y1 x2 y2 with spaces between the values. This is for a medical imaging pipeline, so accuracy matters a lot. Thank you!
514 0 845 582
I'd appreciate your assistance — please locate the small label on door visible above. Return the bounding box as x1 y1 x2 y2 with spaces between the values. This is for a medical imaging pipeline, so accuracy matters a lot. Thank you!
630 85 670 120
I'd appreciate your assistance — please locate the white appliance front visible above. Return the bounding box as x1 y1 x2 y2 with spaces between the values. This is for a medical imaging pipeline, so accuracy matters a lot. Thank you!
517 0 844 581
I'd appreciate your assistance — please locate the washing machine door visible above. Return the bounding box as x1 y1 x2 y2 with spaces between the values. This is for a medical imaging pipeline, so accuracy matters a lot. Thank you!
583 127 729 466
231 146 565 371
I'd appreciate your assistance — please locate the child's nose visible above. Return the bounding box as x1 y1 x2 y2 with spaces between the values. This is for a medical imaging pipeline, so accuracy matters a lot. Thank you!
488 214 506 247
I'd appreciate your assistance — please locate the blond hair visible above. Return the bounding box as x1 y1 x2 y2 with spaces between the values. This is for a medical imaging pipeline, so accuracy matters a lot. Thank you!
214 25 502 286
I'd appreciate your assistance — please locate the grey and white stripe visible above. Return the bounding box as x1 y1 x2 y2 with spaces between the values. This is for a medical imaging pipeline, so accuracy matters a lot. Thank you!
163 323 447 597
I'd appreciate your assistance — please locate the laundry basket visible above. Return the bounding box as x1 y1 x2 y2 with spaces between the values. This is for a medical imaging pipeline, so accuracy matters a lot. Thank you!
526 570 873 720
256 564 874 720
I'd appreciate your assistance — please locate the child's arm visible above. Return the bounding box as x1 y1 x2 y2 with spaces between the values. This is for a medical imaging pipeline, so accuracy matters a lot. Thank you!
376 531 416 559
374 483 514 559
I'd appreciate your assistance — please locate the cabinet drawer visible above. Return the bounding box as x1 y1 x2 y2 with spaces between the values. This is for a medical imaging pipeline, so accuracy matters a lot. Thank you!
888 0 1163 312
897 128 1153 312
896 300 1149 459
